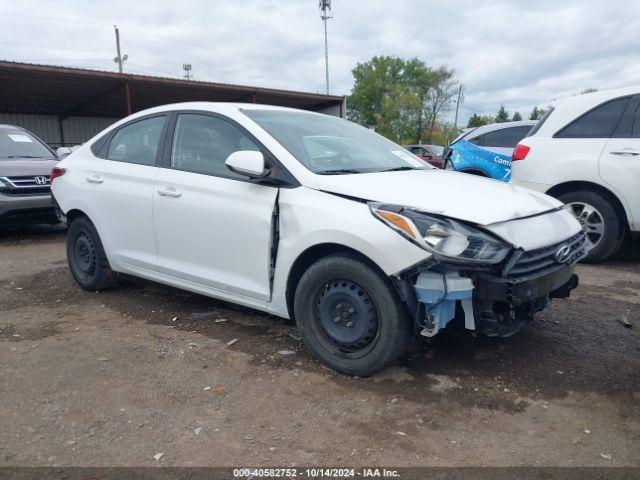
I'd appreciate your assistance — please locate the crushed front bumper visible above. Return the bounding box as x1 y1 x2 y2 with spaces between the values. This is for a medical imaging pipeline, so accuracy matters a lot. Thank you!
404 231 588 338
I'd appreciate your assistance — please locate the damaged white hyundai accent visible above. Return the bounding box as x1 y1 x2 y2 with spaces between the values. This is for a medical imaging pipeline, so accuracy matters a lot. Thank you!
51 103 588 376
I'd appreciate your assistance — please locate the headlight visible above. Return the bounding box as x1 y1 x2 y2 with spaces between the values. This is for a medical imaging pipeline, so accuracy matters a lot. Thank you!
370 203 510 264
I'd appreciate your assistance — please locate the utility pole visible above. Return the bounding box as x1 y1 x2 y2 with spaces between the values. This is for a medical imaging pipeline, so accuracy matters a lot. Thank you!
319 0 332 94
113 25 128 73
453 84 464 131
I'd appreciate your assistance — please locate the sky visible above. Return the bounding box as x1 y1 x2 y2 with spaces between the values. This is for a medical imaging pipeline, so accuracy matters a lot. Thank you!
1 0 639 125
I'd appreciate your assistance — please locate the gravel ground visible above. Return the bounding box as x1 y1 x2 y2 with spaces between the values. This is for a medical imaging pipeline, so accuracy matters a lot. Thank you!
0 226 638 467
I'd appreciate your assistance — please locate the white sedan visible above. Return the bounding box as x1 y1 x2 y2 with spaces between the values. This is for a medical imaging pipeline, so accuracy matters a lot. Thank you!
51 102 586 375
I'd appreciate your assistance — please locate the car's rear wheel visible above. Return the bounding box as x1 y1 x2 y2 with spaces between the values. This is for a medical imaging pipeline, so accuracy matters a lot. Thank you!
293 252 411 376
67 217 116 291
558 190 624 262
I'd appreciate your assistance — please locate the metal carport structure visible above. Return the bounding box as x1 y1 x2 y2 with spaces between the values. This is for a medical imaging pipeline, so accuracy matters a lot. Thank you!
0 60 345 148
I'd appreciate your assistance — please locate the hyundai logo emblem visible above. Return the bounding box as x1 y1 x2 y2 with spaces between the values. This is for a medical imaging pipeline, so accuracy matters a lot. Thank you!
34 176 48 185
554 244 572 264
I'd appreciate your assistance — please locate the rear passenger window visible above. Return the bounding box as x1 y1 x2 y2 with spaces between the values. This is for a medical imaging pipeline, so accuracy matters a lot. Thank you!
482 126 531 148
171 113 260 178
107 116 165 165
556 97 630 138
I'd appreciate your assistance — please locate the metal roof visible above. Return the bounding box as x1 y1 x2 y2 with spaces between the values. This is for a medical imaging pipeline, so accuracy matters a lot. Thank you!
0 60 345 118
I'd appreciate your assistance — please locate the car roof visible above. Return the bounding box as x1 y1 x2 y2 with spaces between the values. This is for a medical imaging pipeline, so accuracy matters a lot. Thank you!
531 85 640 137
0 124 25 131
455 120 536 142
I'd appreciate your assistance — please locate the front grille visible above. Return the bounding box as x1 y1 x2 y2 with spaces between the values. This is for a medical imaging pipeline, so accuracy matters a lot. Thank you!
503 232 588 280
0 175 51 196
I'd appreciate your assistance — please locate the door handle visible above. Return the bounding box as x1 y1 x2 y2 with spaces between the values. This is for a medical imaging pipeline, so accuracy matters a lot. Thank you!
86 175 104 184
157 187 182 198
610 149 640 156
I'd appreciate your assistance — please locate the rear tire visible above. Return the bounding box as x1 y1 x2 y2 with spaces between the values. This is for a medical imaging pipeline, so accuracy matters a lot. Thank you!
293 252 411 376
67 217 116 291
558 190 624 262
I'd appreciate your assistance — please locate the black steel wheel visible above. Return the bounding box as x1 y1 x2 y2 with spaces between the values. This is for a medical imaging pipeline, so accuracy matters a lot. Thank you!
67 216 116 291
315 279 380 358
294 252 411 376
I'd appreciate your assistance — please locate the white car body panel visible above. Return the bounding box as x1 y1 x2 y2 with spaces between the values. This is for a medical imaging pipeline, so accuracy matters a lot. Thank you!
511 86 640 232
317 168 562 225
153 168 278 301
52 102 584 323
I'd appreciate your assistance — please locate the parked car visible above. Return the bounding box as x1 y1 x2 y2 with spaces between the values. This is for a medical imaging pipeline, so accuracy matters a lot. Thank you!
51 103 587 375
444 121 536 181
511 87 640 262
403 144 444 168
0 124 60 228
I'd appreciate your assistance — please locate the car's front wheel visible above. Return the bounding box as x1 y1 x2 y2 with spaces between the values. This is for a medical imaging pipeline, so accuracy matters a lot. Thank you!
559 190 624 262
293 252 411 376
67 216 116 291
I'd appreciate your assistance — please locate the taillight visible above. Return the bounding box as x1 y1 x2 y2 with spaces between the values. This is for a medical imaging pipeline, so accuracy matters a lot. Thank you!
512 144 530 162
50 167 66 184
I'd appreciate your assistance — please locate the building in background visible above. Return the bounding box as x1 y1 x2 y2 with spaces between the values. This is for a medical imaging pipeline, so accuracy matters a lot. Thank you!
0 61 345 148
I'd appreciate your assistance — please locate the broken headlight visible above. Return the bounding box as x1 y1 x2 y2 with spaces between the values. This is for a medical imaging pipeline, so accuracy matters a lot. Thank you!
369 203 510 264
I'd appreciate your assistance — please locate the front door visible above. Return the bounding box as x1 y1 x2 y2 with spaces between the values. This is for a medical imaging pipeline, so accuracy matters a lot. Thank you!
153 112 278 301
600 96 640 229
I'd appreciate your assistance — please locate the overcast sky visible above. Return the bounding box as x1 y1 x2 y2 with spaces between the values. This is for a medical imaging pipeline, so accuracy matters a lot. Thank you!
1 0 639 124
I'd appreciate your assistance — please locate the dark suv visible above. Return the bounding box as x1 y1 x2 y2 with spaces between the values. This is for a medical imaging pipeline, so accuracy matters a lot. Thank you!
0 125 60 227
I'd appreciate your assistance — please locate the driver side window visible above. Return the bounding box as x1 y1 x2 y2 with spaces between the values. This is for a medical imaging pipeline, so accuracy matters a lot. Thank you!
171 113 260 179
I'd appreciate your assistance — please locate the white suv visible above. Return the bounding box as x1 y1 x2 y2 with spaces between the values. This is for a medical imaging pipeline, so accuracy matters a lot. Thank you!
511 87 640 262
51 102 586 375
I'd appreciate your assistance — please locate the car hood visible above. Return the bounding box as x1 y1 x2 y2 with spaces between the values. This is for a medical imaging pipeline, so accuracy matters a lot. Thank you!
316 169 562 226
0 158 59 177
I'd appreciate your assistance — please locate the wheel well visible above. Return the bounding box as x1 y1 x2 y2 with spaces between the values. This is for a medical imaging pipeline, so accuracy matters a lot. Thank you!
545 181 629 230
459 168 489 177
66 209 89 224
285 243 386 320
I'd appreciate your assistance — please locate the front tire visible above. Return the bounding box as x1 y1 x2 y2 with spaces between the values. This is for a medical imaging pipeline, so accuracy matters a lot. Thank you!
67 217 116 291
558 190 624 262
293 253 411 376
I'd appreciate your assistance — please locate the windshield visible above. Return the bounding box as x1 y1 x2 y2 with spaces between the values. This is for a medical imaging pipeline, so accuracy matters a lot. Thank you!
0 129 55 159
427 145 444 156
243 110 432 174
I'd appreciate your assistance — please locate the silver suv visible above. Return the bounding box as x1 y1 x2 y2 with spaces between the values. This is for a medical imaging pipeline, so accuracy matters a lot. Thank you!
0 125 60 227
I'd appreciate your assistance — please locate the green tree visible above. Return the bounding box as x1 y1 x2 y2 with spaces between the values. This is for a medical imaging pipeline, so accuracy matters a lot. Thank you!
347 56 459 144
467 113 493 128
529 106 546 120
512 111 522 121
495 105 510 123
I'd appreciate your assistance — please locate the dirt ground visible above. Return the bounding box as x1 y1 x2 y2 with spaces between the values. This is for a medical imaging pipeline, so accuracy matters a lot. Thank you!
0 226 638 467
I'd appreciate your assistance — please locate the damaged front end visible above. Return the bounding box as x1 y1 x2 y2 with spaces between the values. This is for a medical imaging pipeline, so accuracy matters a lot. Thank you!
371 203 589 338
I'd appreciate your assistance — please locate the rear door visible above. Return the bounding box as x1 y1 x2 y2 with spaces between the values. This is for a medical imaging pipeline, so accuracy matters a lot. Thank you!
85 114 167 271
153 112 279 301
600 94 640 229
480 126 532 181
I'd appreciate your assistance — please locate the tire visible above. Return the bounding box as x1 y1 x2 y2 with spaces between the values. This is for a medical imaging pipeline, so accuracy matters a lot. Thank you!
66 216 116 291
293 252 411 376
558 190 624 262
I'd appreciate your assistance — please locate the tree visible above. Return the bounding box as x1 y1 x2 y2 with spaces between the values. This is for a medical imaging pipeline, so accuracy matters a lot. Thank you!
581 88 597 94
495 105 510 123
467 113 493 128
512 111 522 121
421 66 458 142
347 56 459 144
529 106 546 120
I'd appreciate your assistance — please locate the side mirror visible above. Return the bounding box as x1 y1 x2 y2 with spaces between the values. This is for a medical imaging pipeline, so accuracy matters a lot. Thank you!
225 150 268 178
56 146 73 159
